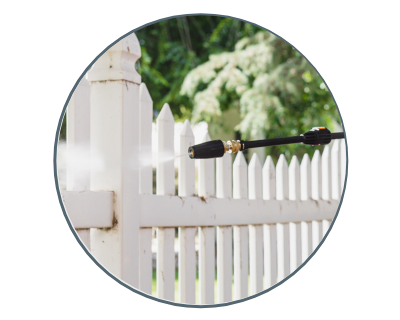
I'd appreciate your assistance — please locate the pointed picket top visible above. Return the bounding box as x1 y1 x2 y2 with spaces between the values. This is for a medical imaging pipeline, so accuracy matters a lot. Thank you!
276 154 289 200
158 103 175 123
180 119 194 138
198 130 215 198
140 83 153 103
233 151 247 167
263 156 276 200
249 153 262 200
300 153 311 200
311 149 322 200
340 139 346 194
331 140 341 200
321 145 331 200
289 155 300 201
216 153 232 199
87 33 141 83
233 152 248 199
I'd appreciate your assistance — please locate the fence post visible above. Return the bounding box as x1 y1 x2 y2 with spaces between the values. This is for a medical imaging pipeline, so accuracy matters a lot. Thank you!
66 77 91 249
88 33 141 287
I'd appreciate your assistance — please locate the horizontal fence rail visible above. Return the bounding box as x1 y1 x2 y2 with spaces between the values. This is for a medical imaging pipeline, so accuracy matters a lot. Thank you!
60 32 345 305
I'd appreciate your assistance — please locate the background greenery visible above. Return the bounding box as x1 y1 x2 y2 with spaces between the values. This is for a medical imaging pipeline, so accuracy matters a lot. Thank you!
61 15 342 164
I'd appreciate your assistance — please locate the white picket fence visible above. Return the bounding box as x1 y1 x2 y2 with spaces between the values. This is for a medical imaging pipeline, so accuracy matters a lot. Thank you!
59 33 346 305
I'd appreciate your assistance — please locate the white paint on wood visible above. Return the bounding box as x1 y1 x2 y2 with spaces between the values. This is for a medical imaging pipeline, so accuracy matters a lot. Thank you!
277 223 290 282
322 145 332 200
248 153 262 200
311 149 323 251
198 132 215 198
139 83 153 195
276 154 288 200
157 103 175 196
139 228 152 294
87 33 141 84
178 227 196 304
276 154 290 281
61 191 114 229
331 140 341 200
216 153 232 198
262 156 276 200
233 152 248 199
300 154 311 201
139 195 338 227
301 221 313 262
156 227 175 301
311 150 322 200
217 226 232 303
89 33 141 287
198 226 215 304
340 139 346 194
233 225 248 300
178 120 195 197
263 224 277 288
66 77 90 191
288 155 302 272
249 225 263 295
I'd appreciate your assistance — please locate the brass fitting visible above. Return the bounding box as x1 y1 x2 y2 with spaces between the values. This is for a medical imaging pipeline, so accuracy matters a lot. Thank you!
223 140 242 154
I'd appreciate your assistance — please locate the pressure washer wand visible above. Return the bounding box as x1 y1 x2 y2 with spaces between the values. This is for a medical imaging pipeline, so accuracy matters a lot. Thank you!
188 127 344 159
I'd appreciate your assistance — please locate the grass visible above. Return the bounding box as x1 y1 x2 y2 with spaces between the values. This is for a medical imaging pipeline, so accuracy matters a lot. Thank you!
151 267 258 304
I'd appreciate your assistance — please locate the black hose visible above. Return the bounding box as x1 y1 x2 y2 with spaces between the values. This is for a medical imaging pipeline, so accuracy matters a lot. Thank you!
242 136 304 150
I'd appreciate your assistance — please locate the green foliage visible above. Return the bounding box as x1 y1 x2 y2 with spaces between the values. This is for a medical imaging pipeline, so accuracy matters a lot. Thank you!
135 16 264 122
180 29 342 161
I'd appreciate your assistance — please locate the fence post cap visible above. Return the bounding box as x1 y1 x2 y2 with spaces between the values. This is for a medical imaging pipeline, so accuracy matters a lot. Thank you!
87 33 141 83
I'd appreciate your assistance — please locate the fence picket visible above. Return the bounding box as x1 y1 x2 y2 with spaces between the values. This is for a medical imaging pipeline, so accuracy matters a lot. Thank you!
139 228 152 294
217 226 232 303
233 152 248 199
199 226 215 304
198 132 215 198
139 83 153 195
156 103 175 196
300 154 313 262
216 153 232 199
331 140 341 200
233 226 248 299
276 154 290 281
263 156 276 200
311 150 323 250
322 146 332 235
178 120 195 197
263 156 277 287
340 139 346 194
248 153 263 295
178 227 196 304
248 153 262 200
156 103 176 301
156 227 175 301
289 156 302 273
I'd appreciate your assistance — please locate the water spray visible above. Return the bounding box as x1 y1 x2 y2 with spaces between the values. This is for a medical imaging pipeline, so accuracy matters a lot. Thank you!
188 127 345 159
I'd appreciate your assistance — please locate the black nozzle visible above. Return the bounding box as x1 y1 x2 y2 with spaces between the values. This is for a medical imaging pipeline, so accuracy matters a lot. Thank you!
188 140 225 159
301 127 332 146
